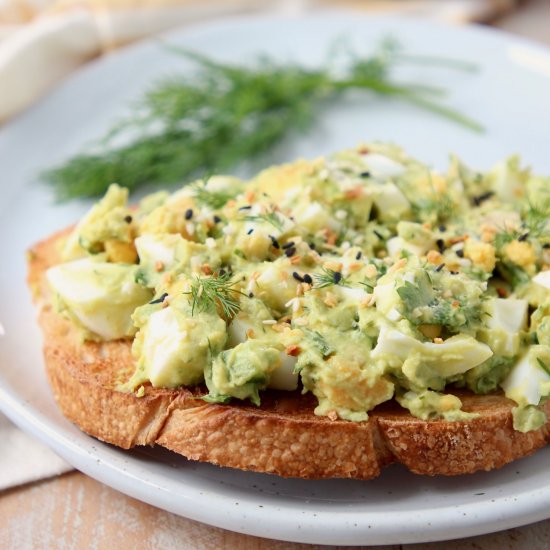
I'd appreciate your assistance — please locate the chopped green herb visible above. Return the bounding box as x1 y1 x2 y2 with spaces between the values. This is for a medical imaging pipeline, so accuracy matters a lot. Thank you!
397 270 481 331
134 269 149 286
304 329 334 357
359 281 374 293
314 267 348 289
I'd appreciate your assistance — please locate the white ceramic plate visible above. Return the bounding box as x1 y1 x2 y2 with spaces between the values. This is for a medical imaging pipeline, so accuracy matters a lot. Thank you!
2 12 550 546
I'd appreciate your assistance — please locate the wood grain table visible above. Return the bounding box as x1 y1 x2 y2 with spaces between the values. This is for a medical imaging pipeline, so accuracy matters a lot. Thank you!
3 1 550 548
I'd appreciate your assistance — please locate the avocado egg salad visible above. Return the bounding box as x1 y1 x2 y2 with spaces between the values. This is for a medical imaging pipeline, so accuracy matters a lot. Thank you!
46 144 550 432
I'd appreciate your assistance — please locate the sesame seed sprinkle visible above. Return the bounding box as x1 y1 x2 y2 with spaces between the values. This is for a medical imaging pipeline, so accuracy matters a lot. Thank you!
284 247 296 257
269 235 280 249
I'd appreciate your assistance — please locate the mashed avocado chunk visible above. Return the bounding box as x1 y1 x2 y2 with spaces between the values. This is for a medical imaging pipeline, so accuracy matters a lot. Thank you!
63 184 135 262
205 340 283 405
51 143 550 429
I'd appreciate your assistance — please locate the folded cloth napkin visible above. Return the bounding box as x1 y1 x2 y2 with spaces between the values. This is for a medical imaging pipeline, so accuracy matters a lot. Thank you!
0 412 72 491
0 0 519 123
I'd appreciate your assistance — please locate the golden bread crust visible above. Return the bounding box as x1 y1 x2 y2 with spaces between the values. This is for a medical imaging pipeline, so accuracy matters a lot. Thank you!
27 230 550 479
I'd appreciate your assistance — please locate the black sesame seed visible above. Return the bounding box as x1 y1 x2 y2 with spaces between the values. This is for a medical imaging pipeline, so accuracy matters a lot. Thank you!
213 215 222 224
269 235 280 249
282 241 295 250
284 247 296 257
219 269 226 276
124 215 133 223
373 230 383 240
184 208 193 220
247 228 254 235
472 191 494 206
149 292 168 305
292 272 304 282
333 272 342 284
238 205 252 210
303 274 313 285
438 225 446 232
248 292 254 298
518 232 529 242
360 171 371 178
544 243 550 249
436 238 445 253
308 242 316 250
456 249 464 258
355 251 362 260
450 271 459 275
435 263 445 272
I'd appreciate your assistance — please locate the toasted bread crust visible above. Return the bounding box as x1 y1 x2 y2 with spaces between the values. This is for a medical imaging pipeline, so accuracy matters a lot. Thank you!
28 230 550 479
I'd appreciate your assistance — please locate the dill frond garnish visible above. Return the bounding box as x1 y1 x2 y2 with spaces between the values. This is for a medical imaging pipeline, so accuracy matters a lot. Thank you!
525 200 550 240
314 267 348 289
185 272 244 318
242 212 284 232
42 40 482 200
192 184 236 210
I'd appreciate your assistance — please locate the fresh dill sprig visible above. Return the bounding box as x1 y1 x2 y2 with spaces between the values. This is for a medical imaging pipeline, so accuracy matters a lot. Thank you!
185 272 244 318
493 228 520 251
242 212 284 231
314 267 348 289
192 184 236 210
42 41 483 200
524 200 550 239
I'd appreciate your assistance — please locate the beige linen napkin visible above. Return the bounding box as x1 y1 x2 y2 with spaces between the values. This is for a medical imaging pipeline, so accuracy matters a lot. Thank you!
0 413 72 491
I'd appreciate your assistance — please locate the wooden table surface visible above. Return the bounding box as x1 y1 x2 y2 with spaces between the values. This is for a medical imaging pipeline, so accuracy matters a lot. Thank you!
3 2 550 549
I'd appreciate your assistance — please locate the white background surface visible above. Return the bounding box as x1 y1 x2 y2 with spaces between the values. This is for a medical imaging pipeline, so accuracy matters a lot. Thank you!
2 12 550 545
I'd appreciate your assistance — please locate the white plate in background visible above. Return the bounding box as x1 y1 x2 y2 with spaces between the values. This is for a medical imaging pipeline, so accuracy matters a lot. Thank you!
1 12 550 545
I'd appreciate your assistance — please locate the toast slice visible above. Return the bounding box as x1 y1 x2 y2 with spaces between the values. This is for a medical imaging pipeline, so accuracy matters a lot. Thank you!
27 229 550 479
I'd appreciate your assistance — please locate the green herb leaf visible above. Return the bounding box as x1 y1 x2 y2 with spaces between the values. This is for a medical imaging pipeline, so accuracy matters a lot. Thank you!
304 329 334 357
397 270 481 331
